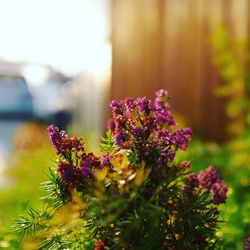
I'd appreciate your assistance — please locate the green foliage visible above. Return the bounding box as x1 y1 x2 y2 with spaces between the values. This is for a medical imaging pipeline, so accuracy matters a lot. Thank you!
177 132 250 249
99 130 117 154
10 141 225 248
208 25 250 248
13 207 51 240
39 234 71 250
0 124 55 249
41 168 71 209
211 25 250 136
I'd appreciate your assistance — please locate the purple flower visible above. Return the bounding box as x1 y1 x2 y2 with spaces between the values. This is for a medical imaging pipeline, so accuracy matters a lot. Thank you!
109 91 192 167
110 100 123 116
143 115 156 132
124 97 136 111
198 166 222 189
108 119 115 132
211 182 228 204
48 125 68 154
58 162 77 184
81 153 101 178
115 129 128 146
184 173 199 194
154 89 175 126
48 125 84 157
167 150 175 161
155 89 169 107
82 162 91 177
155 108 175 127
136 97 150 113
171 128 192 150
185 166 228 205
184 127 192 136
131 125 146 139
102 153 112 167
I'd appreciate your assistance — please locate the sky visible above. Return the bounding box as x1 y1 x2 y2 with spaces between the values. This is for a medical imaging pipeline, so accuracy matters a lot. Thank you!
0 0 111 76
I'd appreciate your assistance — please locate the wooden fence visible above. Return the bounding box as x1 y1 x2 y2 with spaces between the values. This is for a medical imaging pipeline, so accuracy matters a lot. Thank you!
111 0 249 141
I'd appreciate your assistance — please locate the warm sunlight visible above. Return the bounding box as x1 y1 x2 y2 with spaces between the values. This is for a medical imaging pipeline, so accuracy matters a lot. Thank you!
0 0 111 76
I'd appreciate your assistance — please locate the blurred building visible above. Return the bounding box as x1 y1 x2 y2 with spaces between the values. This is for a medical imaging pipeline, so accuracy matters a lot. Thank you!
67 69 110 150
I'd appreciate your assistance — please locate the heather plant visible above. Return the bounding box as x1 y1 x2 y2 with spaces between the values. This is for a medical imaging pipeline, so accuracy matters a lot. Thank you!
12 90 228 249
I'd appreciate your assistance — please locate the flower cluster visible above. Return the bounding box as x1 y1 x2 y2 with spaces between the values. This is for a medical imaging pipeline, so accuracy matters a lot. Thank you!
184 166 228 204
43 90 228 249
110 89 191 168
48 125 68 154
48 90 194 191
48 125 84 156
48 125 102 191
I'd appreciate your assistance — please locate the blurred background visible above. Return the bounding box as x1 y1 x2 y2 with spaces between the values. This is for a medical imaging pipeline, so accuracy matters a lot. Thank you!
0 0 111 181
0 0 249 249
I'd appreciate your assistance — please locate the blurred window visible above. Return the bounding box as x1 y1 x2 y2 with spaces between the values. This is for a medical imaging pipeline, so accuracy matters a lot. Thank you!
0 75 32 113
0 75 29 98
